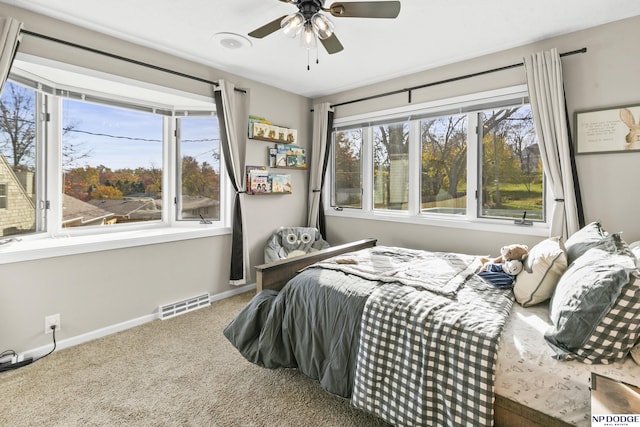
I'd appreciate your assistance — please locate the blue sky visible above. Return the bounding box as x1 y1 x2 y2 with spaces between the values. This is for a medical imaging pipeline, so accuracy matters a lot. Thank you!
62 99 219 171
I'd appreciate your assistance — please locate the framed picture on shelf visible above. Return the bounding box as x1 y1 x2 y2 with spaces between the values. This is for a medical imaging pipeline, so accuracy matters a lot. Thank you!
253 122 269 139
266 126 278 140
575 104 640 154
286 128 297 144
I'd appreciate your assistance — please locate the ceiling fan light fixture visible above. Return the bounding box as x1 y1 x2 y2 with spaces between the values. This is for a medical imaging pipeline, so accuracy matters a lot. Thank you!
310 13 334 40
281 12 305 38
300 22 317 49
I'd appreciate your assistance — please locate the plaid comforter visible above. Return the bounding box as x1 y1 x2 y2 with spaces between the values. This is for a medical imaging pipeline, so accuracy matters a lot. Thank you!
336 248 514 427
225 246 513 427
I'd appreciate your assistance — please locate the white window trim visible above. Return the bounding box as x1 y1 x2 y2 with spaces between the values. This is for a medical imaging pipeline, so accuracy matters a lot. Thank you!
0 59 232 264
325 85 550 237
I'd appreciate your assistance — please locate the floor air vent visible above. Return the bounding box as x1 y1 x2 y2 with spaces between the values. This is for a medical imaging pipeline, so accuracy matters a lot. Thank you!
159 293 210 320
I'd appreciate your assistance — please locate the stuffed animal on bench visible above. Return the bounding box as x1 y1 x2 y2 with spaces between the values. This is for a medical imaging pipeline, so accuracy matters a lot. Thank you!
264 226 330 263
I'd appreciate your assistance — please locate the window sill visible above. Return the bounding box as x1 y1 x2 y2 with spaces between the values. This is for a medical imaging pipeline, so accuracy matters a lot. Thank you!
0 225 231 264
325 208 549 237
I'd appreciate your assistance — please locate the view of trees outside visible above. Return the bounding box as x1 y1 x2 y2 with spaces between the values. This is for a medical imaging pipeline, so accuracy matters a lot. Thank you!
62 100 221 225
421 114 468 214
479 106 542 220
0 82 37 236
62 99 165 225
333 128 362 208
0 79 221 236
374 122 409 210
178 117 220 220
331 104 543 221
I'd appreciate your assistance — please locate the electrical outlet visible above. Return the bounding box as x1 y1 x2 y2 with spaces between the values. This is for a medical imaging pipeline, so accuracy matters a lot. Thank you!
44 313 60 334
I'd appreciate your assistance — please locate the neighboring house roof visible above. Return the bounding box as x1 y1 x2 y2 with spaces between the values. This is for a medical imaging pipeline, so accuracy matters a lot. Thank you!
89 198 161 220
181 195 219 210
62 194 114 225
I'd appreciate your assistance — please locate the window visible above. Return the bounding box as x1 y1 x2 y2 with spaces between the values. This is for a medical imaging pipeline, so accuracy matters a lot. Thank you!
0 56 228 256
373 122 409 211
478 105 543 221
62 99 164 228
420 114 468 215
176 116 221 221
330 86 546 232
332 128 362 208
0 184 7 209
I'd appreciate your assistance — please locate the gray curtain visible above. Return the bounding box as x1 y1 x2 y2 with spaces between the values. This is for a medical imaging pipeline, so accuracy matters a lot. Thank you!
306 102 333 238
0 16 22 92
214 79 250 285
524 48 582 240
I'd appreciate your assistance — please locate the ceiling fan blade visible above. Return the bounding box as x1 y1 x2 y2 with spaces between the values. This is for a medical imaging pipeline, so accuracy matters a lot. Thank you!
248 15 287 39
328 1 401 18
320 33 344 54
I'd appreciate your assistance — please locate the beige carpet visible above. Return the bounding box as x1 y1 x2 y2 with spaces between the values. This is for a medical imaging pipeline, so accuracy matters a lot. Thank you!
0 292 390 427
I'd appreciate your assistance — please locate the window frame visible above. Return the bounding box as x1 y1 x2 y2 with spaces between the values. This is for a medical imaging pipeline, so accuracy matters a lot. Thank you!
326 85 551 237
0 60 231 264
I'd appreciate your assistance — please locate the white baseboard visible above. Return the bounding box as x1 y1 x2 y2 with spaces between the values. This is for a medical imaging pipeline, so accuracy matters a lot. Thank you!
24 283 256 360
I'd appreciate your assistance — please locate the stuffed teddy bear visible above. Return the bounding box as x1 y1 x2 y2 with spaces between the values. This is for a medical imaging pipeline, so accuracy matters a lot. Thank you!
479 243 529 271
477 244 528 288
481 259 523 276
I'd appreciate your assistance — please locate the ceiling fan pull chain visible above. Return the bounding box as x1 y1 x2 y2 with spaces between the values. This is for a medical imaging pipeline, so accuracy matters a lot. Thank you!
307 49 310 71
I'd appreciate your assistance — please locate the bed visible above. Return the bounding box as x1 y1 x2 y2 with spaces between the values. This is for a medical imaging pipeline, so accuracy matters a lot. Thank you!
224 224 640 427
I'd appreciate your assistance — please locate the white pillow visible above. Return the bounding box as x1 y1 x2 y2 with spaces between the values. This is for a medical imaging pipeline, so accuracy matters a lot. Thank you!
630 240 640 268
514 236 568 307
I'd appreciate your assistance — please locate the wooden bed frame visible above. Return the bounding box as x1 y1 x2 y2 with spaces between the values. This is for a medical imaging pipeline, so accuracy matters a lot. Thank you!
253 239 573 427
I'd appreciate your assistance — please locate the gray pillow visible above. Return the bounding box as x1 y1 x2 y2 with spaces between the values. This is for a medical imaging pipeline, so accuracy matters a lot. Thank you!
564 221 608 265
545 234 640 364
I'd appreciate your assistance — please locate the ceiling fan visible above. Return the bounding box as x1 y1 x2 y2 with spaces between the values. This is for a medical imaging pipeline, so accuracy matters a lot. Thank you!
248 0 401 55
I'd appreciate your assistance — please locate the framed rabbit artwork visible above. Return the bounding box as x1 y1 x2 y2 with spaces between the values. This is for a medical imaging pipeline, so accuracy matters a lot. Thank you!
575 104 640 154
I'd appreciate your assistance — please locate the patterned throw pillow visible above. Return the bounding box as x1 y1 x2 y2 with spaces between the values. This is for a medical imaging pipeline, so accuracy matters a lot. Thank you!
545 234 640 364
514 236 567 307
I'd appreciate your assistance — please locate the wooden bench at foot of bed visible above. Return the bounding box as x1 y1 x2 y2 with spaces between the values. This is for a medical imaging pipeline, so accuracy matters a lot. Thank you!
254 238 378 292
494 395 572 427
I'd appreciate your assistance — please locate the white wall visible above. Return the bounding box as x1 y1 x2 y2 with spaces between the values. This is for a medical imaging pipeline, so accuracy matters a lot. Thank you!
314 15 640 251
0 4 311 353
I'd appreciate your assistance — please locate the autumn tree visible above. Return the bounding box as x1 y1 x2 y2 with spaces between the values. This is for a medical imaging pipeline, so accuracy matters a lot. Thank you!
91 185 123 200
333 130 362 207
64 165 102 201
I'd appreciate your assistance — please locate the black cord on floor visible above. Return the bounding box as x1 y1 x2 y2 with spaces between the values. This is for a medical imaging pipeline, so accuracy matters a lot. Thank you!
0 326 57 372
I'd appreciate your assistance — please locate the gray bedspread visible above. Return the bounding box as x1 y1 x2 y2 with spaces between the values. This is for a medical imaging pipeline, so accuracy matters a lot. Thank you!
223 246 514 426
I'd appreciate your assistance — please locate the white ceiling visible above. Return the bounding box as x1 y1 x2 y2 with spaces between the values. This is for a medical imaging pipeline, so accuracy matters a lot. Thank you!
4 0 640 99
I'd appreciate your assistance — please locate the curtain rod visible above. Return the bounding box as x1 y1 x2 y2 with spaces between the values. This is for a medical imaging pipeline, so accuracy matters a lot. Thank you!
327 47 587 110
19 29 247 93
